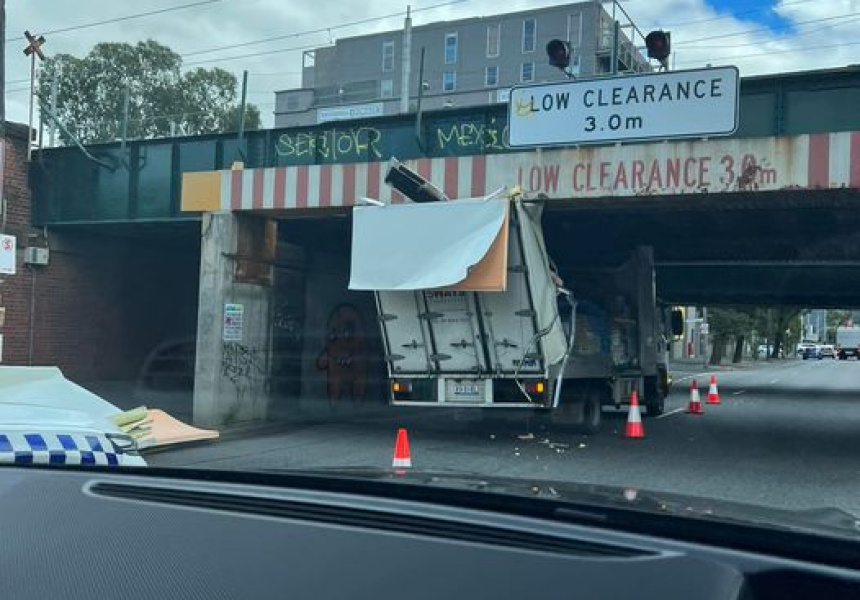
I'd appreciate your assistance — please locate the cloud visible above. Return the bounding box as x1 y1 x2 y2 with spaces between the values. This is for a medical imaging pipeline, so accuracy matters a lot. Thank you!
5 0 859 128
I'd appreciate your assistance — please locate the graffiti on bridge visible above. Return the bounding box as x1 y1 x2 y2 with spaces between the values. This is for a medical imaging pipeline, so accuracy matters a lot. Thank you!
272 116 512 165
221 342 265 386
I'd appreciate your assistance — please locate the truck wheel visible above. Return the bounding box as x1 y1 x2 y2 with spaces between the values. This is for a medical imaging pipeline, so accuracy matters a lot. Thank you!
550 384 602 434
644 377 665 417
579 390 602 435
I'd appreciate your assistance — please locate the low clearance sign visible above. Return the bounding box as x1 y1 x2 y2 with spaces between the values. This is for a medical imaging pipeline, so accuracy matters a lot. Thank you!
508 66 739 147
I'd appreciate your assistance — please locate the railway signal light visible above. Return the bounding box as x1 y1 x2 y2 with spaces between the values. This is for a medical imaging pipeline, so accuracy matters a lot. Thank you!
546 39 572 70
645 30 670 69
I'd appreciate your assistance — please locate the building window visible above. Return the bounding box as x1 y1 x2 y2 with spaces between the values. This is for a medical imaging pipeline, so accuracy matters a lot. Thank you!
485 65 498 87
567 12 583 47
381 79 394 98
382 40 394 72
522 18 536 53
487 23 500 57
443 71 456 92
521 62 534 82
445 32 458 64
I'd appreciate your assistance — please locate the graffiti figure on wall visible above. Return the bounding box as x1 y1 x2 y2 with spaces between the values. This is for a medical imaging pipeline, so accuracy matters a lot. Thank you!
316 304 368 404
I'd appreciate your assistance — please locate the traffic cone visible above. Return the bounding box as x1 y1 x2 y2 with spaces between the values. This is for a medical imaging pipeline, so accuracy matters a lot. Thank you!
392 428 412 469
687 380 704 415
707 375 721 405
625 391 645 439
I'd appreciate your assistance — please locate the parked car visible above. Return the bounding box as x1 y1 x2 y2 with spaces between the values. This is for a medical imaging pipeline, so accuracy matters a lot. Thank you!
817 344 837 360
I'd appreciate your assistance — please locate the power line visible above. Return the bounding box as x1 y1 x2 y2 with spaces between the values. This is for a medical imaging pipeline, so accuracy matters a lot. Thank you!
679 13 860 51
674 10 860 46
182 42 324 67
676 38 860 64
5 0 223 43
179 0 465 59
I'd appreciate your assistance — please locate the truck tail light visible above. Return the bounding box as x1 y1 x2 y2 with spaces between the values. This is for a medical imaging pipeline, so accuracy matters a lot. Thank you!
392 380 414 397
525 381 546 395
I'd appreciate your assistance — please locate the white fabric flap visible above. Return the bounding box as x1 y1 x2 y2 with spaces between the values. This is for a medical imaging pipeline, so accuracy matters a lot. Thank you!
349 198 508 291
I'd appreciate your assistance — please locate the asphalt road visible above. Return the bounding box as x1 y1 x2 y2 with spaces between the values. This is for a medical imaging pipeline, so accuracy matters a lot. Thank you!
149 359 860 516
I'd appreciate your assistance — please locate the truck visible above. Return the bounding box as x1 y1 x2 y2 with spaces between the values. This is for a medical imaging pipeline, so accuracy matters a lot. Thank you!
349 164 681 433
835 326 860 360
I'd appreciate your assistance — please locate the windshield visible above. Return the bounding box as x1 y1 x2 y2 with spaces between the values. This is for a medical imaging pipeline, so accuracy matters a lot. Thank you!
2 0 860 544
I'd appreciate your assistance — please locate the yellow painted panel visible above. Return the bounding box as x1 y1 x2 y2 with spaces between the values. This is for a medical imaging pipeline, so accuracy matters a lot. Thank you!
181 171 222 212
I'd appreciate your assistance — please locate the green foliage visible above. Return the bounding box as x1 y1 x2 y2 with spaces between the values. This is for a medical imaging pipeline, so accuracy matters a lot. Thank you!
39 40 261 144
707 307 755 341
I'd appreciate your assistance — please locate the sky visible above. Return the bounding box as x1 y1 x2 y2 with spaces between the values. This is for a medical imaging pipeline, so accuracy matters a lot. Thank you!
5 0 860 129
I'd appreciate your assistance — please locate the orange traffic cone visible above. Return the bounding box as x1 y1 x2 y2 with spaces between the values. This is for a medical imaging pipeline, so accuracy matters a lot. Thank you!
707 375 721 405
625 391 645 439
392 428 412 469
687 380 704 415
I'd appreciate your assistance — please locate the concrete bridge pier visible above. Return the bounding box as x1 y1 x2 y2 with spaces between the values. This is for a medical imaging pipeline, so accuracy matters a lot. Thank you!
193 212 277 428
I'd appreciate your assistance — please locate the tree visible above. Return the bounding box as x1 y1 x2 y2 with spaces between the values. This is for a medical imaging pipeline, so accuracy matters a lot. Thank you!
707 307 754 365
39 40 261 144
751 307 802 358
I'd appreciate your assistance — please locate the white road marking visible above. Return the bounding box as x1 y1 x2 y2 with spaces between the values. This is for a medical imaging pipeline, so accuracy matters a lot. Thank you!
656 407 686 419
770 379 779 384
732 390 746 396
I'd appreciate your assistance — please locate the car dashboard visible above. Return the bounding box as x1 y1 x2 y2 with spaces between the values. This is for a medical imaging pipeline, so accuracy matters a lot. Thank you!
0 466 857 599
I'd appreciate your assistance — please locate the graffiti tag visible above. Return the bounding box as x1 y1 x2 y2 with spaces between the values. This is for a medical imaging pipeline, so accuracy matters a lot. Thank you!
275 127 383 161
221 342 265 385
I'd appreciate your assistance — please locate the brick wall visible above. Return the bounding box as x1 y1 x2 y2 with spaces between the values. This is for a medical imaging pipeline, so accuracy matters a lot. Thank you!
1 122 200 383
1 123 39 367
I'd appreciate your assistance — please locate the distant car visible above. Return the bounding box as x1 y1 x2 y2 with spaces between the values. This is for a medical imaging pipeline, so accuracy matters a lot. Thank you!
797 342 817 358
801 345 820 360
836 344 860 360
817 345 837 360
757 344 773 358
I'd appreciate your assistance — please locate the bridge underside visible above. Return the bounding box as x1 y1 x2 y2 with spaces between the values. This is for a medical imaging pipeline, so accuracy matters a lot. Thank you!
276 188 860 307
542 188 860 307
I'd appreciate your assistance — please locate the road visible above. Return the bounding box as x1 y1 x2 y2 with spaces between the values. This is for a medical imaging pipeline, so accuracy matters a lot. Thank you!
149 359 860 516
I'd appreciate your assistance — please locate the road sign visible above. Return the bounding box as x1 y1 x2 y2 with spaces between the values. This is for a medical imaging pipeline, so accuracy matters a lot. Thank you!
507 66 739 147
0 234 16 275
700 323 710 335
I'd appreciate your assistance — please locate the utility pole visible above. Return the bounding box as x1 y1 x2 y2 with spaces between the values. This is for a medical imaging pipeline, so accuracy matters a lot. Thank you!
23 30 47 161
0 0 5 143
238 70 248 140
610 19 620 75
400 5 412 114
48 62 61 147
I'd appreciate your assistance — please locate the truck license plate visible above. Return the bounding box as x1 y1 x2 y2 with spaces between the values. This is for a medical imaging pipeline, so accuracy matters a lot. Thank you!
446 381 485 402
454 384 480 395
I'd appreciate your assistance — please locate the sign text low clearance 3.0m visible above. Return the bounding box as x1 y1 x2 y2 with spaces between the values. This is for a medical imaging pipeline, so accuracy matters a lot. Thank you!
507 66 739 147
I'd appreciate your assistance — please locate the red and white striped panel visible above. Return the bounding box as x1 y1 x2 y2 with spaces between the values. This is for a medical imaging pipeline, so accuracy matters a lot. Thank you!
809 131 860 189
218 132 860 211
220 155 489 211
